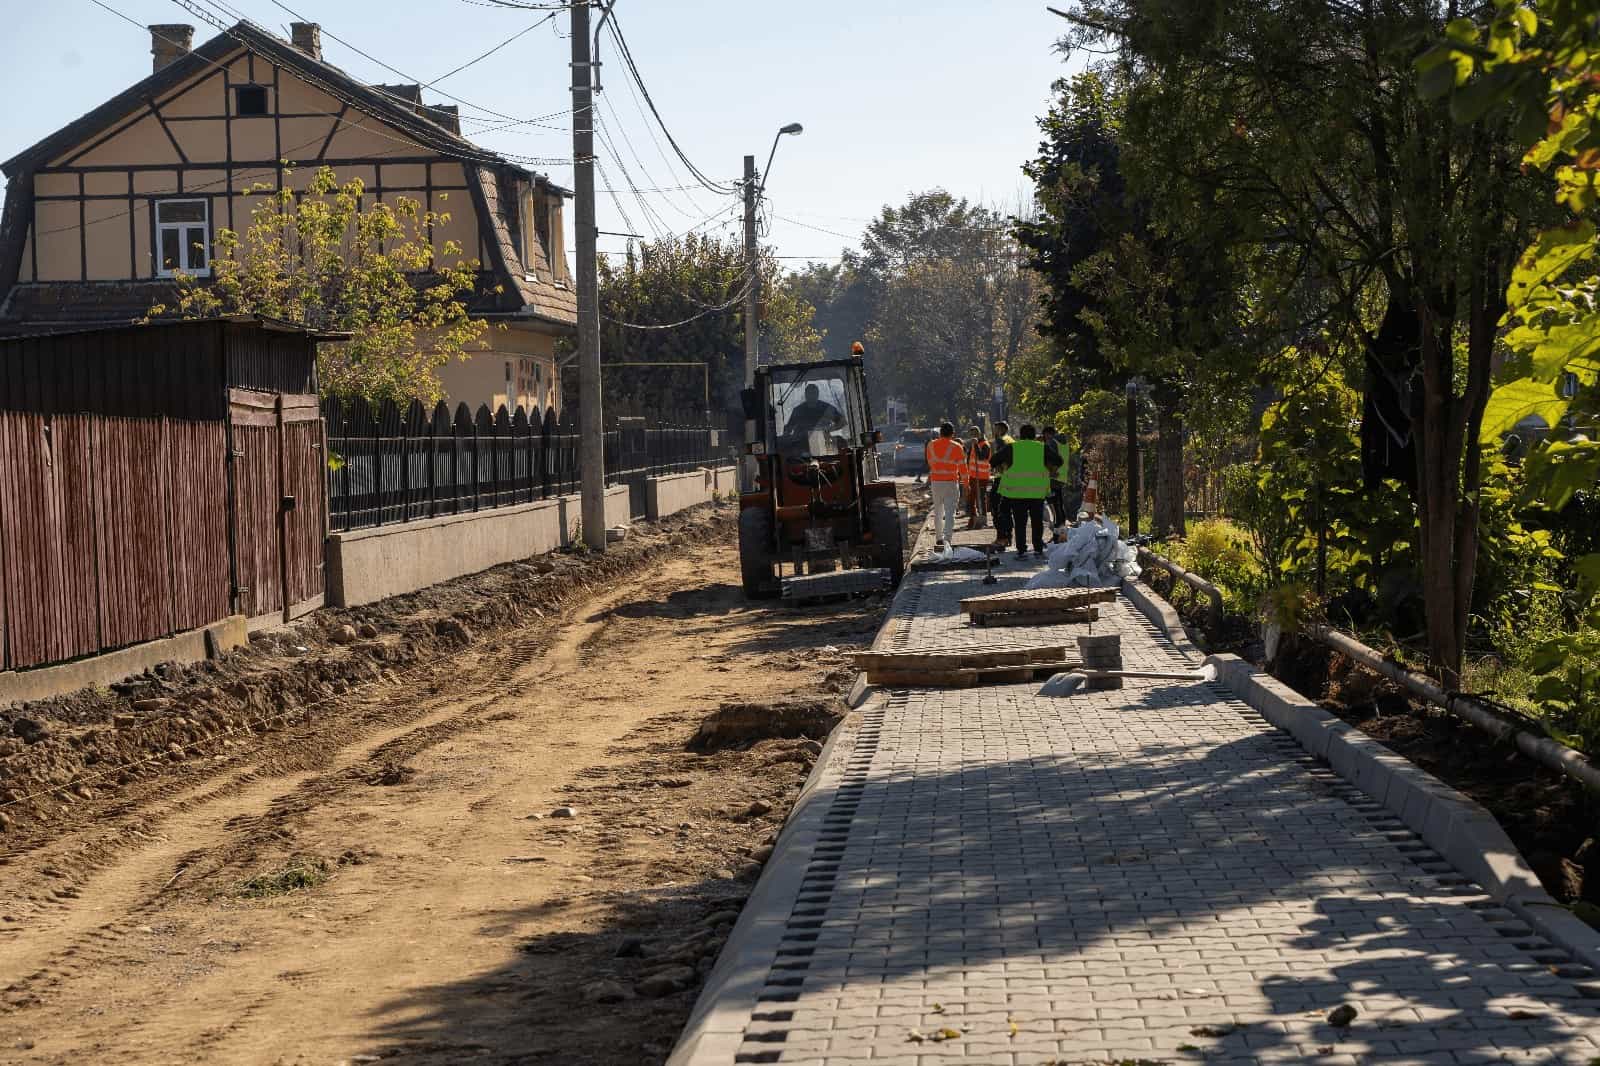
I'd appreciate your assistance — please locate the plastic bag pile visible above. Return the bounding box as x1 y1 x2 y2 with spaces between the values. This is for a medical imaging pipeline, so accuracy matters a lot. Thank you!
1025 517 1141 590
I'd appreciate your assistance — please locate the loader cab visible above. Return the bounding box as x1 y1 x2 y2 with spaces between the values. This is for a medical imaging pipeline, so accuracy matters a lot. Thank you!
758 361 873 458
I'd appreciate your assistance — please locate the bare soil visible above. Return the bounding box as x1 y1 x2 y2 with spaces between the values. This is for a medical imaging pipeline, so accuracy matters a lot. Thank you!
0 505 890 1065
1270 635 1600 911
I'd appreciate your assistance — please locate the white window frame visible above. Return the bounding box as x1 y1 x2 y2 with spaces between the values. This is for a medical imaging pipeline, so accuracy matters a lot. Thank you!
155 198 211 277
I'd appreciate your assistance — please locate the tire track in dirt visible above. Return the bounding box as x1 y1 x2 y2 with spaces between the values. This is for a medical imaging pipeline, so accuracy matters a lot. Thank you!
0 536 719 1025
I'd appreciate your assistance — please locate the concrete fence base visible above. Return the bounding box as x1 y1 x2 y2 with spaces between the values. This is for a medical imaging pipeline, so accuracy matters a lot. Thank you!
326 485 629 609
0 615 247 708
647 465 738 520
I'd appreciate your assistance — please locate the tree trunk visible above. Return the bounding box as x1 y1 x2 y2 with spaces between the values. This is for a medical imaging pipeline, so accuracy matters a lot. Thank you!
1153 387 1185 538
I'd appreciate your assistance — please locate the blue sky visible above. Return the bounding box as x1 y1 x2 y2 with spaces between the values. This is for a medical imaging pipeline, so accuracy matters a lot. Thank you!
0 0 1081 268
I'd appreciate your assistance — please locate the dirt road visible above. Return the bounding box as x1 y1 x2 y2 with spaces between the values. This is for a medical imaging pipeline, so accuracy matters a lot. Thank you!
0 529 884 1065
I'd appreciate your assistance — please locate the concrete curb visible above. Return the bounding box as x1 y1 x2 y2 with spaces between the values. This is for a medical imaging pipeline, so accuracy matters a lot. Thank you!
1120 576 1204 660
1205 652 1600 977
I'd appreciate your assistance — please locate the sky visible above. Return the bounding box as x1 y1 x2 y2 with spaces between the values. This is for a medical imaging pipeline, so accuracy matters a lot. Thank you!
0 0 1083 269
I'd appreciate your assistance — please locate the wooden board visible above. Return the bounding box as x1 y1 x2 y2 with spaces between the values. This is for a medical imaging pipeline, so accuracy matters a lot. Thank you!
865 661 1096 688
851 646 1068 670
973 607 1098 627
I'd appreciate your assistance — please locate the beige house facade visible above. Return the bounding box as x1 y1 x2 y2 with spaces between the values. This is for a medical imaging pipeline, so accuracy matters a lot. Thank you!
0 20 575 415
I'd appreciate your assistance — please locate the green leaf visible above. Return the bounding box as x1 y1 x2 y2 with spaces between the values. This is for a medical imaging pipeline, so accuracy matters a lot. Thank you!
1480 377 1572 442
1508 222 1597 310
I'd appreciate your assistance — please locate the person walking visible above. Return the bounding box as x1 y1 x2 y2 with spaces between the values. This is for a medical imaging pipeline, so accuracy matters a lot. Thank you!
1041 426 1069 529
988 420 1015 547
991 424 1058 560
925 422 968 550
965 425 991 530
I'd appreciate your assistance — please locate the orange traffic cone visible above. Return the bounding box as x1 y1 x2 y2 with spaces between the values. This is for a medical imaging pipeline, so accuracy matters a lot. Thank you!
1081 473 1099 516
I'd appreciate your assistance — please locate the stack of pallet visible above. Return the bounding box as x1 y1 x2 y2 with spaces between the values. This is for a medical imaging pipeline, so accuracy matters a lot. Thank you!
959 587 1119 627
851 646 1073 688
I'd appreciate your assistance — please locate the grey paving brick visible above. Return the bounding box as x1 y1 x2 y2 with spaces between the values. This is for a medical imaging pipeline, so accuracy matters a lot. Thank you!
699 570 1600 1064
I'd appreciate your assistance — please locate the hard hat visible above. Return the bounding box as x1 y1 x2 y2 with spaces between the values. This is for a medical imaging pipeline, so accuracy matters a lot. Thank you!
851 341 865 355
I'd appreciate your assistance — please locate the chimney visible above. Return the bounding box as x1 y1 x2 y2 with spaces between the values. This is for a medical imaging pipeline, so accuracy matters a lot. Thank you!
290 22 322 60
149 24 193 73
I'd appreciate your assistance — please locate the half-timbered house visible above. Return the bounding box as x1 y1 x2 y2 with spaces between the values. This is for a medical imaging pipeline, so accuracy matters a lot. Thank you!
0 19 575 414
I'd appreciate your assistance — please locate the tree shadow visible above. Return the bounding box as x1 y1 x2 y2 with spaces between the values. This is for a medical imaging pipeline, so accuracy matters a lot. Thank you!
345 681 1600 1063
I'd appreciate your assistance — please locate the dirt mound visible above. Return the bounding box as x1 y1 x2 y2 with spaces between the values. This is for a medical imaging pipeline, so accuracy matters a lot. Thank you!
0 504 733 838
686 697 843 753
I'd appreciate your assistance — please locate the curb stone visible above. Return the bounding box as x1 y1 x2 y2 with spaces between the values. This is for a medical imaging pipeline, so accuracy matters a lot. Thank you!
1125 571 1600 978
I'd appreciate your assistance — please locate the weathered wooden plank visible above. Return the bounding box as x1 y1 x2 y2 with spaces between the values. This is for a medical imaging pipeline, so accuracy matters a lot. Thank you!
973 607 1099 627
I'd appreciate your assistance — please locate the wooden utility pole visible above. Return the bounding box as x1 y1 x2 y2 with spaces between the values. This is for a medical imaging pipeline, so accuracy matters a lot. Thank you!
572 0 607 550
741 154 759 490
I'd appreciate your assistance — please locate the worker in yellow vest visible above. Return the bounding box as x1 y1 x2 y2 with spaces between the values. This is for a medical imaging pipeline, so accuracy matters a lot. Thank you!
991 423 1059 560
965 425 991 530
924 421 968 549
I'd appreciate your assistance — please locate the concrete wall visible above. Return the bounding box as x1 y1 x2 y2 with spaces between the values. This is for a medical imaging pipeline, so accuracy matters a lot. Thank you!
645 464 737 520
0 615 247 708
327 485 629 608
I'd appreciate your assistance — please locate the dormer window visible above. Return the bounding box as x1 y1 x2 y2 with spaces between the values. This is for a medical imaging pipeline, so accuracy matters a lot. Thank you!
234 85 269 116
156 199 210 276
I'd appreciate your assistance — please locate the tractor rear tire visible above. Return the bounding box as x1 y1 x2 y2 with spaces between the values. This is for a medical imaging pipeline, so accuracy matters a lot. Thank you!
868 497 905 586
739 507 781 599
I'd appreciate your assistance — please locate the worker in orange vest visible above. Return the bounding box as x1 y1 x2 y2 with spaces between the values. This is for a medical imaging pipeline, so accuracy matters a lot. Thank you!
965 425 991 530
925 421 968 549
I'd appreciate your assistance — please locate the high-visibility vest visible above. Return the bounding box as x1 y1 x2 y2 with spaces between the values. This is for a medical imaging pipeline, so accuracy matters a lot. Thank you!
969 439 992 480
926 436 967 482
999 439 1049 499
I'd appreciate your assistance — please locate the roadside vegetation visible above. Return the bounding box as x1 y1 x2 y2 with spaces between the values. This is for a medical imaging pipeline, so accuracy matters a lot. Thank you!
1000 1 1600 759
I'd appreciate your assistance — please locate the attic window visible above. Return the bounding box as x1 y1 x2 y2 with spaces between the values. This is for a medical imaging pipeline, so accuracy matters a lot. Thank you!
234 85 269 116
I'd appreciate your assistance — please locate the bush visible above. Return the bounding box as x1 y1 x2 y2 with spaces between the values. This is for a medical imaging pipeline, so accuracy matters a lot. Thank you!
1161 517 1264 616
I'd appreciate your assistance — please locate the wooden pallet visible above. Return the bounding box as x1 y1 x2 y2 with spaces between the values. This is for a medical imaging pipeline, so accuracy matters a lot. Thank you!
972 606 1098 627
960 587 1118 616
851 646 1068 671
865 661 1083 688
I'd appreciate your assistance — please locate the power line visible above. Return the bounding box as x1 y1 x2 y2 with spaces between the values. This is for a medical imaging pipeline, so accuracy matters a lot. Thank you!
604 10 736 195
262 0 563 131
423 12 559 90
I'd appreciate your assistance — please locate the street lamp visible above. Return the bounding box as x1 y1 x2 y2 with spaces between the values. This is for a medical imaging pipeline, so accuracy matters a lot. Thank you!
742 122 805 491
760 123 804 198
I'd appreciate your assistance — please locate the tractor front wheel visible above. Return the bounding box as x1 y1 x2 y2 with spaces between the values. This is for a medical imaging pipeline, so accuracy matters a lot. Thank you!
739 507 782 599
868 497 906 586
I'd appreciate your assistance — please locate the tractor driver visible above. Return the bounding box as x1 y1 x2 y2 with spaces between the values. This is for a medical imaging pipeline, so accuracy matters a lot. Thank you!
784 382 845 437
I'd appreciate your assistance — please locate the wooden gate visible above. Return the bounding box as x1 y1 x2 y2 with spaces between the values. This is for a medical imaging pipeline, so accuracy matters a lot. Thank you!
228 389 326 626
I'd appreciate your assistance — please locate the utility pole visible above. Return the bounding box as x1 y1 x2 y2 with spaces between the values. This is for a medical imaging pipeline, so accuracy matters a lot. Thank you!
572 0 606 551
741 154 759 491
1125 380 1139 536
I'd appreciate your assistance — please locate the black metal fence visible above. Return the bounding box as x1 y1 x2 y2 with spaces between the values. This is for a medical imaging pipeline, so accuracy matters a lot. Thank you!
323 397 724 532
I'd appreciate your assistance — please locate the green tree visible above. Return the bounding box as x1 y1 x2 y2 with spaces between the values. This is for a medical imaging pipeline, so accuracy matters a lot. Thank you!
588 234 819 418
153 165 486 405
1018 70 1245 537
1060 0 1555 682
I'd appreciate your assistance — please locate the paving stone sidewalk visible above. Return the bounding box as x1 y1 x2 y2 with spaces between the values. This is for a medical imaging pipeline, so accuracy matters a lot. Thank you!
692 566 1600 1065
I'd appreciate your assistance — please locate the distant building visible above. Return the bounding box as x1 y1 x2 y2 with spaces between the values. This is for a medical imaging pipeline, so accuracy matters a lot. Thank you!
0 19 575 413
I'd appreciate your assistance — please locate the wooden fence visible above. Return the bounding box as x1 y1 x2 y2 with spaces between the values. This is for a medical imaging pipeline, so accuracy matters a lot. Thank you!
323 398 723 532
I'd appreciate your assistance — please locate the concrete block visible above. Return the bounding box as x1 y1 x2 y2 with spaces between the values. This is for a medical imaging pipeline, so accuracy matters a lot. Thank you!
0 615 243 708
204 615 248 658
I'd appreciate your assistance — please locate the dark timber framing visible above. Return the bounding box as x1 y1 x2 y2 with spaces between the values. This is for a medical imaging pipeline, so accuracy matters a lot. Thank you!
0 18 574 333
